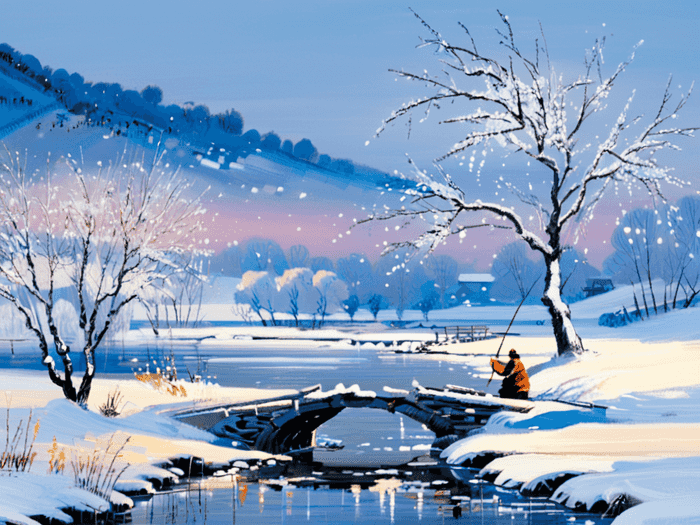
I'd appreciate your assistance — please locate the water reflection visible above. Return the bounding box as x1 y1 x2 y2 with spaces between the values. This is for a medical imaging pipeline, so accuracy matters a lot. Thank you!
130 471 615 524
258 484 266 513
369 478 401 522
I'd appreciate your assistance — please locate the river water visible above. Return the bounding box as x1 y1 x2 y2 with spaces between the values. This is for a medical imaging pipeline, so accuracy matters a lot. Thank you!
1 335 614 524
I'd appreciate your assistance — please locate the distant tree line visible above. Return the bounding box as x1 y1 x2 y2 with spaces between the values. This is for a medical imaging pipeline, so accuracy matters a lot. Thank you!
222 193 700 325
209 237 605 324
0 42 376 180
210 238 465 320
235 268 348 328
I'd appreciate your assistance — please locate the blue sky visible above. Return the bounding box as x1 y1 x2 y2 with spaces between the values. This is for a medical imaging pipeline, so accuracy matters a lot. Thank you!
2 1 699 268
3 0 698 175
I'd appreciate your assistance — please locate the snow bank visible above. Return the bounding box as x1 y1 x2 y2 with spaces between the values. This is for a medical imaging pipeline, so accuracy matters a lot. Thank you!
552 457 700 515
611 494 700 524
0 506 42 525
482 399 607 430
0 369 298 414
481 453 617 491
0 372 298 524
443 422 700 465
530 338 700 403
0 473 110 524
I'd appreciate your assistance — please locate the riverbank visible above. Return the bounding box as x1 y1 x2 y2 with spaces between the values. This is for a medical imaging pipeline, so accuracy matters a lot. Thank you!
0 373 298 524
434 308 700 522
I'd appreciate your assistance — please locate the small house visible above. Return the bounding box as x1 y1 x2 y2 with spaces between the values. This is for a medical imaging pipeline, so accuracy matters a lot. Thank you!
448 273 495 306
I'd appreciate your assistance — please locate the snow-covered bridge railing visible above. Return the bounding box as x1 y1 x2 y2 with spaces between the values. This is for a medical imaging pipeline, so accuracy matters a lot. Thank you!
439 325 492 343
163 382 537 456
0 338 29 355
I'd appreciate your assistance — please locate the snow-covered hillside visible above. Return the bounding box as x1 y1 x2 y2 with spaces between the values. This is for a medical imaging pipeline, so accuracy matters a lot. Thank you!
0 100 411 263
0 67 58 138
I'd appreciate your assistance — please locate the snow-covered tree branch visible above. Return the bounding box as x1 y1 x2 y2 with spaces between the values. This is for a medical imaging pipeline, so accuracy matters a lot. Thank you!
0 144 208 404
370 11 697 355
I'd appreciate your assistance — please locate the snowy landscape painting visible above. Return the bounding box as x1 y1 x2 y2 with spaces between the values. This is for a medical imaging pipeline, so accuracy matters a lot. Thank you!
0 1 698 524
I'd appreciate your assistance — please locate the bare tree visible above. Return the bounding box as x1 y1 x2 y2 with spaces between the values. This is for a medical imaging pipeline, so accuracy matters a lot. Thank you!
374 250 420 320
0 145 207 404
137 258 208 333
336 253 373 302
425 254 458 308
366 11 696 355
390 266 411 321
491 242 543 303
235 270 278 326
313 270 348 328
669 197 700 307
164 264 207 328
605 209 664 317
652 197 700 309
275 267 316 326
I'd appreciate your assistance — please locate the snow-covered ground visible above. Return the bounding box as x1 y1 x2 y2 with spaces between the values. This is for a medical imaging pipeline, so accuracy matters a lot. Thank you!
0 373 297 524
1 283 698 524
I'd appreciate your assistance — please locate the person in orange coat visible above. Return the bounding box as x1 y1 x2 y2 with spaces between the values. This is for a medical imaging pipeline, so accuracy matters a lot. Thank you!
490 349 530 400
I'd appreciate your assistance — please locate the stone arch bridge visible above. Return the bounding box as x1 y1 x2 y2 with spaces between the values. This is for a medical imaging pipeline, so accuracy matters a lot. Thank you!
165 384 539 455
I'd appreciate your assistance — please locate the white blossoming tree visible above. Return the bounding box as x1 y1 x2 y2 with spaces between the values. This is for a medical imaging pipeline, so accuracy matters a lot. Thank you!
0 145 207 404
313 270 348 327
368 11 697 355
235 270 278 326
275 267 317 326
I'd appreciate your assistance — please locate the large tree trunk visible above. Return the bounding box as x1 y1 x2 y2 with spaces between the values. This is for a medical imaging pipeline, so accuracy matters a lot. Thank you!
76 347 96 405
541 256 584 356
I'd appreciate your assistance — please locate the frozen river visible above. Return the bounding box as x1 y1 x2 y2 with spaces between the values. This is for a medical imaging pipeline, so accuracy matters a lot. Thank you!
2 336 480 466
1 335 614 524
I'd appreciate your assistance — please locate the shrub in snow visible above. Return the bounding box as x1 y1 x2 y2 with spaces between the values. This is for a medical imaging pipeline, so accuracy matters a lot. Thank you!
0 409 39 473
490 243 543 304
367 293 387 321
598 307 641 328
98 388 125 418
343 294 360 321
69 434 131 501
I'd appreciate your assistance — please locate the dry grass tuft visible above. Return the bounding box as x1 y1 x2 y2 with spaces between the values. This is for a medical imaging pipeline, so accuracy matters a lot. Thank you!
70 433 131 501
47 436 67 475
135 372 187 397
1 405 39 474
99 388 125 418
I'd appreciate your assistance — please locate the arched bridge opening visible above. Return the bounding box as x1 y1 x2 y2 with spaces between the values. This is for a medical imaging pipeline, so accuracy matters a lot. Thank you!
210 394 456 455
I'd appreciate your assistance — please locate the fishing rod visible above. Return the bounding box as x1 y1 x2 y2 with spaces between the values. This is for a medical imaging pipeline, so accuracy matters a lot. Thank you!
487 276 541 387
